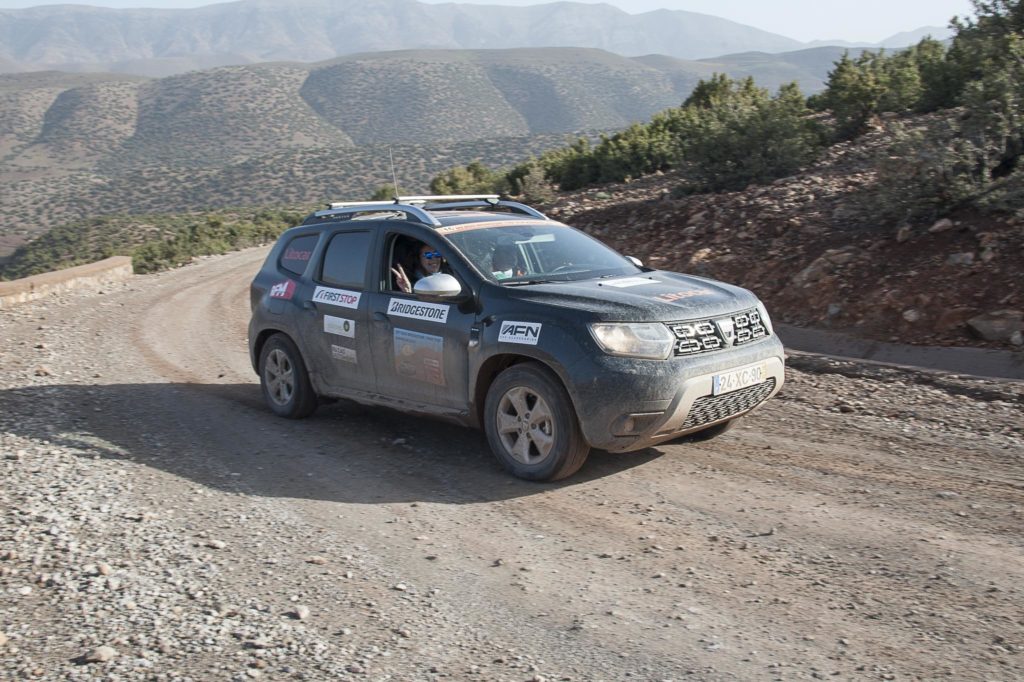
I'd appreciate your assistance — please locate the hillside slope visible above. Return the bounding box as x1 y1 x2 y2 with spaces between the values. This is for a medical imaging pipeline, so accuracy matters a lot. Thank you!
546 123 1023 350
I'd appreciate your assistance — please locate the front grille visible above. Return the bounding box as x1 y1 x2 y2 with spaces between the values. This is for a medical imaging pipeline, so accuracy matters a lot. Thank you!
680 378 777 431
668 308 770 357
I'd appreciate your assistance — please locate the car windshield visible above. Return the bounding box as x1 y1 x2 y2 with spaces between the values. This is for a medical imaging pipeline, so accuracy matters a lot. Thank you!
441 221 641 284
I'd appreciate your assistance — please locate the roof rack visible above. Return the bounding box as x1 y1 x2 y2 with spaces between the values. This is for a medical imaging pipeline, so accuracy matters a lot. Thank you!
388 194 548 220
309 195 549 227
311 201 441 227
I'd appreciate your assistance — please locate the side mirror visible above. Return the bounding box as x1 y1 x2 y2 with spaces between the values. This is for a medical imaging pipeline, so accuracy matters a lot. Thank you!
626 255 644 267
413 273 463 300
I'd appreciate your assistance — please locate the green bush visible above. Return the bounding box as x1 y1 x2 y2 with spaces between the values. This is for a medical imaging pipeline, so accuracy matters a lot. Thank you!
812 39 953 139
428 160 505 195
674 79 824 192
861 0 1024 220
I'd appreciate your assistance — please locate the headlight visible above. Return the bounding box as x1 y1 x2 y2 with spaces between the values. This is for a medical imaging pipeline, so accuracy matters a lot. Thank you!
589 323 674 360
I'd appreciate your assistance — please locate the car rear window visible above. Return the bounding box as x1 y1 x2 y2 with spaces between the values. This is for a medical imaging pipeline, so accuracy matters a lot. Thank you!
321 231 372 289
279 234 318 276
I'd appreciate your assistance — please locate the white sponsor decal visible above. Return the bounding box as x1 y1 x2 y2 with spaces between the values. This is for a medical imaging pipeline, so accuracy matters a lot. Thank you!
386 298 449 323
312 286 361 309
331 345 357 364
394 328 445 386
499 321 542 345
324 315 356 338
602 277 659 288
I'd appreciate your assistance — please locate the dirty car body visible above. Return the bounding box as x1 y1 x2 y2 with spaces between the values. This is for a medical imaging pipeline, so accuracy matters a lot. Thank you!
248 196 785 481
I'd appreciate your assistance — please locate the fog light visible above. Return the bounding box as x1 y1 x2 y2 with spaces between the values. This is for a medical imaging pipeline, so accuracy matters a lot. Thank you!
611 412 664 436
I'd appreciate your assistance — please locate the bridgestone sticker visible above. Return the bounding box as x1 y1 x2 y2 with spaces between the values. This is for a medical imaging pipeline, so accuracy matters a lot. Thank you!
499 321 542 345
331 345 357 364
394 329 445 386
312 286 361 309
386 298 449 324
602 277 658 288
324 315 355 338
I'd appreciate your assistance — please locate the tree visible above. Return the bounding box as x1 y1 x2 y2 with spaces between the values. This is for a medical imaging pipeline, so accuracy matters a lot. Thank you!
369 184 396 201
675 78 823 192
429 161 503 195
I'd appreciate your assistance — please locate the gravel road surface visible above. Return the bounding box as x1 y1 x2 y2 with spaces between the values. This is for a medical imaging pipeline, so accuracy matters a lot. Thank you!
2 248 1022 681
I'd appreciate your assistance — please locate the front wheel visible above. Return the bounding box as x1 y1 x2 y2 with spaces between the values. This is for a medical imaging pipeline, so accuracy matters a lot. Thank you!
258 334 318 419
484 362 590 481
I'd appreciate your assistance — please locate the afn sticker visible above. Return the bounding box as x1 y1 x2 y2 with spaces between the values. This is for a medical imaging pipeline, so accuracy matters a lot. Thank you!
324 315 355 338
312 286 361 309
499 321 542 345
331 345 357 364
387 298 449 323
269 280 296 300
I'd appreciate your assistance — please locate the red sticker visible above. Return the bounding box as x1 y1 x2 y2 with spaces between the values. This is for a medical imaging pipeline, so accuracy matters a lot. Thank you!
270 280 296 300
283 247 312 262
655 289 707 303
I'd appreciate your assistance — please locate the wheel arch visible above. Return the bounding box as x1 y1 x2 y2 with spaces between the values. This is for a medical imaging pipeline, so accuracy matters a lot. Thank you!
252 327 296 373
472 353 579 431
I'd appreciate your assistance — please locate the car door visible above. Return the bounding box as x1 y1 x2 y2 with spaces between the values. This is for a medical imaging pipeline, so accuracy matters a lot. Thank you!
295 227 377 395
365 228 478 411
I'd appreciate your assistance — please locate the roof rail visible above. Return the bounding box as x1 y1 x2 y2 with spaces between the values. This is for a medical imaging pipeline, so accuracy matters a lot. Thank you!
312 201 441 227
421 199 549 220
397 194 500 203
310 195 548 226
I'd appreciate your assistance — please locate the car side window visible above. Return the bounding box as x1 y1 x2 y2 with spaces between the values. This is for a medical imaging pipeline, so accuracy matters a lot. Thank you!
320 231 372 289
279 234 319 276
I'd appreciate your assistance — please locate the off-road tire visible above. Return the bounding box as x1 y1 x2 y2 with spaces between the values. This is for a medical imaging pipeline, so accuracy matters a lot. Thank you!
258 334 318 419
484 362 590 481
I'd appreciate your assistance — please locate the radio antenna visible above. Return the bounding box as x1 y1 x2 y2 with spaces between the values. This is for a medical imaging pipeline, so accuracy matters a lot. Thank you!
388 147 400 200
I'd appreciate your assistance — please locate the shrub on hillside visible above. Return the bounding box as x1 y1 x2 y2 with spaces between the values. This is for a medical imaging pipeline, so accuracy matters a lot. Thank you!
810 39 955 140
428 161 506 195
860 0 1024 221
674 79 824 192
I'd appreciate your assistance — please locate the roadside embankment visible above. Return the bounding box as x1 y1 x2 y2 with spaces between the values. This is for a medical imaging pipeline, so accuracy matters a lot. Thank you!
0 257 133 309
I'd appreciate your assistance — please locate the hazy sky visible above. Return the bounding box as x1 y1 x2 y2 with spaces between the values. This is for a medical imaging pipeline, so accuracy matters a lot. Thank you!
0 0 977 43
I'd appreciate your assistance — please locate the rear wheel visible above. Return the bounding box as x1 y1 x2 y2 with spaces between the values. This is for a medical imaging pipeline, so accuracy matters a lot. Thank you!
484 362 590 481
259 334 318 419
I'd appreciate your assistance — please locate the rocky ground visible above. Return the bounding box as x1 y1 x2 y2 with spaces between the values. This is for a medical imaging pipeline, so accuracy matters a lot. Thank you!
1 249 1023 681
546 124 1024 352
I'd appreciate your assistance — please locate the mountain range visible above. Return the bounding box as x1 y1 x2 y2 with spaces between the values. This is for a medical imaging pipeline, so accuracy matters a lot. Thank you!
0 0 951 77
0 42 880 258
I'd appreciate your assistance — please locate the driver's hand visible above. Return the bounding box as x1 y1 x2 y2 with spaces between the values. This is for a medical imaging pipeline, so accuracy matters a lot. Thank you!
391 264 411 293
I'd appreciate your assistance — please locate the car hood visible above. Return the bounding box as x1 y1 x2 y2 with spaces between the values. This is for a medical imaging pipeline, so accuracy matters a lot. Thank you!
508 271 761 322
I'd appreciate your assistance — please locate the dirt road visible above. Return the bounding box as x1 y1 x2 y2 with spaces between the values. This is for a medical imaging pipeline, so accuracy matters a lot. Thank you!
1 248 1022 681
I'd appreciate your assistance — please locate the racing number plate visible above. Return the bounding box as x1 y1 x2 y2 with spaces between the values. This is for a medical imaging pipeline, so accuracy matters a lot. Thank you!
712 362 766 396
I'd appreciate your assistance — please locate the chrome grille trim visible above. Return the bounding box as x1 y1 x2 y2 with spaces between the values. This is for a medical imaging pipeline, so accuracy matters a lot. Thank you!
667 307 770 357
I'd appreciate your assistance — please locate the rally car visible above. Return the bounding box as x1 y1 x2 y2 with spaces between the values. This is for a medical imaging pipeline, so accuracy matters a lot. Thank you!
248 195 785 481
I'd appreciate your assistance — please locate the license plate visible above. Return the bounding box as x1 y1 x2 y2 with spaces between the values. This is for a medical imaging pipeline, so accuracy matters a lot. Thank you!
712 363 766 396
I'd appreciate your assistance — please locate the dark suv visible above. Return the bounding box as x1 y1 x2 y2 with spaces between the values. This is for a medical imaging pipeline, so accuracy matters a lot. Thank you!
248 195 785 481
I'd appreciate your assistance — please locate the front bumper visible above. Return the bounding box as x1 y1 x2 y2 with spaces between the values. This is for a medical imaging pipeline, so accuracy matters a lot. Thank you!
563 336 785 452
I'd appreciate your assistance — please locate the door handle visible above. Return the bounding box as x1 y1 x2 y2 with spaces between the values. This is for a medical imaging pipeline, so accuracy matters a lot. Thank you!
302 300 315 310
373 311 388 322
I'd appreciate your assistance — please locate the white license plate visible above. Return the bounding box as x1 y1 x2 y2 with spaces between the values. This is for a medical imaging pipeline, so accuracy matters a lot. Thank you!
712 363 766 396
